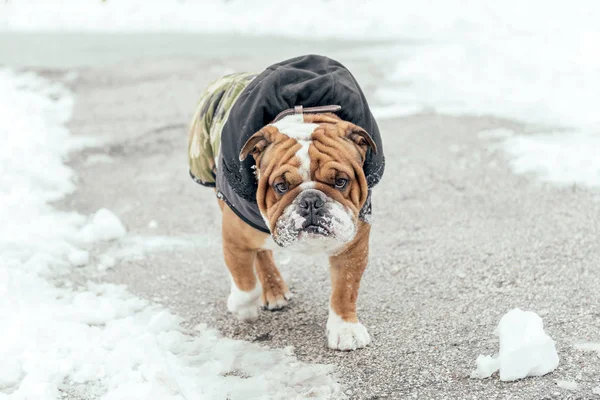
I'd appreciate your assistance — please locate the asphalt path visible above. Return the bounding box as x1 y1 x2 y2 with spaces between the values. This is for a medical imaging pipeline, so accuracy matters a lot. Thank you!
6 33 599 399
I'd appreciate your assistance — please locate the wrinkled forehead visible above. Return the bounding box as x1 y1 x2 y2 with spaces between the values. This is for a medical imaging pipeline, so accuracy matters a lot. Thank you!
261 114 360 179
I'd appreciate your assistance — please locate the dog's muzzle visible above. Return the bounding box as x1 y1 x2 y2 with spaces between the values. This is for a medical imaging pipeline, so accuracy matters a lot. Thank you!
272 188 357 252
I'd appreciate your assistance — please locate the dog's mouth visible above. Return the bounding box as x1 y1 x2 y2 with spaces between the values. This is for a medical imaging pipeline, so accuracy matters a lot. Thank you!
301 223 331 236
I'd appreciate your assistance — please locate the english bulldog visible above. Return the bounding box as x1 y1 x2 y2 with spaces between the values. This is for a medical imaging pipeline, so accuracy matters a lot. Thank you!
188 55 385 350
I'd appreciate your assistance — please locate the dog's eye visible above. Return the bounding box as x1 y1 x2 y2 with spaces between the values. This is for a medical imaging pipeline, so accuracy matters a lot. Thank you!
275 182 289 194
334 178 348 190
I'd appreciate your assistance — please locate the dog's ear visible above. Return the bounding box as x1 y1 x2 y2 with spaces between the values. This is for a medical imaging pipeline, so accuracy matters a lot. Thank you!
346 124 377 156
239 126 277 161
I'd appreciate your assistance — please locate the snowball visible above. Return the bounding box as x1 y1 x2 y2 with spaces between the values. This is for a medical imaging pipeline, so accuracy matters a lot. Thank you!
556 380 578 391
496 308 559 381
470 308 559 381
470 355 500 379
593 386 600 395
148 220 158 229
80 208 126 242
68 249 89 267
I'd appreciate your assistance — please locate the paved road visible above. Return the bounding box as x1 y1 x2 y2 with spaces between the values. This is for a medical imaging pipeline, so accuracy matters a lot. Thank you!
13 33 600 399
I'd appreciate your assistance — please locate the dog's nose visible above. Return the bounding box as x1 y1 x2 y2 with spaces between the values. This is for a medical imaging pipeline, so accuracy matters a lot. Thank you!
298 192 325 223
299 192 324 211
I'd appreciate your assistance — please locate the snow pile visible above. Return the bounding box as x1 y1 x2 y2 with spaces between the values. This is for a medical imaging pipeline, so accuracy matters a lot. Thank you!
0 69 341 399
501 132 600 188
68 248 90 267
80 208 127 242
375 2 600 188
471 308 559 381
1 279 340 399
479 128 600 188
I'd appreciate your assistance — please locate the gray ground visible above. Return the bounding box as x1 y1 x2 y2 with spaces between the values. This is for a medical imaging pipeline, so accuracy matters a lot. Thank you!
5 33 600 399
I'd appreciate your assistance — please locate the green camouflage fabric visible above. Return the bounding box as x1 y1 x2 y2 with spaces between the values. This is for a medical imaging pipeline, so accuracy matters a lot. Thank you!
188 72 256 186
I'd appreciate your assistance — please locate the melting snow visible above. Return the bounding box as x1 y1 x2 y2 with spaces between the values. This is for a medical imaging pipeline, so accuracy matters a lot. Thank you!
575 342 600 355
470 355 500 379
471 308 559 381
502 132 600 188
556 380 578 391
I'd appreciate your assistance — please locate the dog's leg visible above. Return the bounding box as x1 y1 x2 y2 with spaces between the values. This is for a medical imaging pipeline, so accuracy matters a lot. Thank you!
326 221 371 350
220 199 267 322
255 250 292 310
224 244 261 321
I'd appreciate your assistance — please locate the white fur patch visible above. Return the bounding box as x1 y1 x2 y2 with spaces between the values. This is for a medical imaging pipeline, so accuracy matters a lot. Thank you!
271 114 317 182
296 140 312 181
270 114 318 141
326 307 371 350
227 276 262 322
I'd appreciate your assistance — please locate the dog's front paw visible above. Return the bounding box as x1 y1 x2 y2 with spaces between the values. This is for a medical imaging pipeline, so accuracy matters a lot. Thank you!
262 289 293 311
227 283 262 322
326 312 371 351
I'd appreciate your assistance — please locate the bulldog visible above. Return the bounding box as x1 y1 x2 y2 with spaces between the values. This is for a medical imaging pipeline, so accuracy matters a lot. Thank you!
188 55 385 350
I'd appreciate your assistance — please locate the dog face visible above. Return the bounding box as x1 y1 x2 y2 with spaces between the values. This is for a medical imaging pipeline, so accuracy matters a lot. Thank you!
239 113 376 254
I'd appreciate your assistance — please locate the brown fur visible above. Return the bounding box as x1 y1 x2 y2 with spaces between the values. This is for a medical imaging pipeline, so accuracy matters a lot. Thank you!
329 221 371 322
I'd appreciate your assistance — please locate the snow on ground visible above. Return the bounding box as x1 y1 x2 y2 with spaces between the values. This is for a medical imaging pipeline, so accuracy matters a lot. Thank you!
100 235 202 263
471 308 559 381
479 128 600 189
556 380 578 391
574 342 600 354
2 1 598 187
501 132 600 188
372 2 600 188
0 70 340 399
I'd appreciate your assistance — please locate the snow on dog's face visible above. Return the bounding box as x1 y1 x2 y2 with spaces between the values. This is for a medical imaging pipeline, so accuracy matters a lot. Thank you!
239 113 376 254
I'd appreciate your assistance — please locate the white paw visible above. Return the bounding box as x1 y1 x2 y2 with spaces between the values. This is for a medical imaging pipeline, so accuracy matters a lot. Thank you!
326 311 371 351
227 280 262 322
